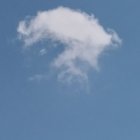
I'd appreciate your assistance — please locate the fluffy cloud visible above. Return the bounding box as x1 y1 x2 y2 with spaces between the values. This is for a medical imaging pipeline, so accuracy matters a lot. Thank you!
17 6 121 81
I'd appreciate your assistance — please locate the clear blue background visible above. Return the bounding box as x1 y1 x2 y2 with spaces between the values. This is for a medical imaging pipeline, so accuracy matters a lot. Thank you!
0 0 140 140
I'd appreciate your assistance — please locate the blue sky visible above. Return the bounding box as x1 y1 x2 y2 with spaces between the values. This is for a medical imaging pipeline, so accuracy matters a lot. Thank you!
0 0 140 140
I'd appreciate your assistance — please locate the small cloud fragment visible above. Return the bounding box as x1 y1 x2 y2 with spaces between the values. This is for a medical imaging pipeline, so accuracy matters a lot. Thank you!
39 48 47 56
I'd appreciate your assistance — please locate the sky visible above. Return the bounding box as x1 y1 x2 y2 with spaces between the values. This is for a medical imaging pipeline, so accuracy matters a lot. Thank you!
0 0 140 140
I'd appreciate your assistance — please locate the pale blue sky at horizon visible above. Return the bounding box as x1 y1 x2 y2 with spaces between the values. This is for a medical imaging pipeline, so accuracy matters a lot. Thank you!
0 0 140 140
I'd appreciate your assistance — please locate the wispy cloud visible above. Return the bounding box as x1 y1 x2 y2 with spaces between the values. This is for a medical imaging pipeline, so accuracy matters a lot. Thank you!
39 48 47 56
28 74 47 82
17 6 122 81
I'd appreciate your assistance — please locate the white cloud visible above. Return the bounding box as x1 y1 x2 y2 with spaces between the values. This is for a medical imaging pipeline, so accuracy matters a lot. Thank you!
17 6 122 81
39 48 47 56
